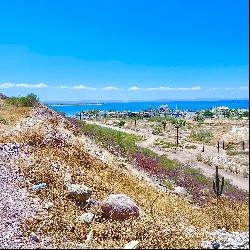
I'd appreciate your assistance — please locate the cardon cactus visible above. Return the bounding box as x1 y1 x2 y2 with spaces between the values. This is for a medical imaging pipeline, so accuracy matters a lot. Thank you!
213 166 224 198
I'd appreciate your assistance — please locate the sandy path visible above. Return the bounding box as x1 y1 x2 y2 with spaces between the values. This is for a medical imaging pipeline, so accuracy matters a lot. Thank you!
85 120 249 192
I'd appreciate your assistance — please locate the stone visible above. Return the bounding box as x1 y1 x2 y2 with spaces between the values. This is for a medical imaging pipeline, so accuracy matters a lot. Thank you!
100 194 140 220
123 240 140 249
79 212 95 223
43 201 54 209
68 184 92 202
212 242 220 249
173 186 187 196
85 231 93 244
51 163 60 171
64 172 72 187
30 232 40 243
31 183 47 191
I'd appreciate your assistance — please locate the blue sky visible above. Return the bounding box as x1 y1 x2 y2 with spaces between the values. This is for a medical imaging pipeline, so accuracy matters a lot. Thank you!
0 0 249 101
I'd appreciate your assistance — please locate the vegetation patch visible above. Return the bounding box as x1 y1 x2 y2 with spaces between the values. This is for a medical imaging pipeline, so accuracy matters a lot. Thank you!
78 121 247 204
226 150 249 156
5 93 39 107
190 129 213 142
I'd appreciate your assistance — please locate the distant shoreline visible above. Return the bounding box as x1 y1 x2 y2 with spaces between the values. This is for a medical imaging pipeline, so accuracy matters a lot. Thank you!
44 99 249 106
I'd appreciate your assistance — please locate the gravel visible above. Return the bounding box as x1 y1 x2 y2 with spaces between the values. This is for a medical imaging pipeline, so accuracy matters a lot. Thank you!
202 228 249 249
0 143 40 248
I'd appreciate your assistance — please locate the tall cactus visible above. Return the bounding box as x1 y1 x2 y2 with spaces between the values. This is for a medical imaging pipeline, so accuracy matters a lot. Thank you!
213 166 224 198
162 121 167 131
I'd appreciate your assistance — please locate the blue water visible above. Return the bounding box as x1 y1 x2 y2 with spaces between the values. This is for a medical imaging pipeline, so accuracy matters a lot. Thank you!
46 100 249 117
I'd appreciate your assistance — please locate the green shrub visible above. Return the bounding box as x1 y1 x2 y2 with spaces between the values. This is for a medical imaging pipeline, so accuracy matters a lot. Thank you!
0 115 7 124
190 129 213 142
226 150 249 156
5 93 39 107
161 179 174 190
152 125 162 135
202 110 214 118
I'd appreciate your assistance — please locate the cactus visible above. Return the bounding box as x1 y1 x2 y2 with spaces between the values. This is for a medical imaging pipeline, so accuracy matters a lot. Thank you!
162 121 167 131
213 166 224 198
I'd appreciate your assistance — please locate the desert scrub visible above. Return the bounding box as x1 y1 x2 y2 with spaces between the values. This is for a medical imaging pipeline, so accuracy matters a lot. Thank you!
161 179 174 190
184 144 197 149
113 120 125 127
79 122 142 155
152 124 163 135
154 139 176 149
226 150 249 156
79 121 248 204
190 129 213 142
0 115 7 124
202 198 249 231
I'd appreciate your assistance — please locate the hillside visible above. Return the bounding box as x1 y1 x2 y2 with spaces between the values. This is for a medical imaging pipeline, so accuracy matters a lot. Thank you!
0 103 249 249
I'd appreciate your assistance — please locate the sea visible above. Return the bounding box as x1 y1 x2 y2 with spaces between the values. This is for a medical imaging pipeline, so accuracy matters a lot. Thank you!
45 99 249 117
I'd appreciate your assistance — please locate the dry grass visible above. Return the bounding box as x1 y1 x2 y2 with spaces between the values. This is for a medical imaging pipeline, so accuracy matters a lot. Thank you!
0 103 31 127
1 106 249 248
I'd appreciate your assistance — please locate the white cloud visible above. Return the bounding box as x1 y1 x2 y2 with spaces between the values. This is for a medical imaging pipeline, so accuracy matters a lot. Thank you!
209 87 220 90
177 86 201 90
240 86 249 90
145 86 175 91
59 85 96 90
0 83 15 88
0 82 47 88
224 87 235 90
102 86 119 90
130 86 201 91
129 86 140 90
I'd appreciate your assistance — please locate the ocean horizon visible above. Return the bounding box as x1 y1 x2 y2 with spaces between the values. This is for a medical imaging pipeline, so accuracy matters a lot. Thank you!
46 99 249 117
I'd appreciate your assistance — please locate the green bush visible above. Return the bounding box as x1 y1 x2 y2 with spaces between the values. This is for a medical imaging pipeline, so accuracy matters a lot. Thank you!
202 110 214 118
115 120 125 127
0 115 7 124
190 129 213 142
152 125 162 135
5 93 39 107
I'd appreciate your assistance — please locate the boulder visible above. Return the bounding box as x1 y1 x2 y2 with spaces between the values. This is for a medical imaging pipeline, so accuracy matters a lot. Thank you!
68 184 92 202
100 194 140 220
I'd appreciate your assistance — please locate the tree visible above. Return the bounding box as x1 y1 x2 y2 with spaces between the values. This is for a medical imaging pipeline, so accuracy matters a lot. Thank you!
171 118 186 146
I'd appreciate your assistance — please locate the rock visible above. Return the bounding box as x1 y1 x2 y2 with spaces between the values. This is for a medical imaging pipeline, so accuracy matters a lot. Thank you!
79 212 95 223
100 194 140 220
212 242 220 249
201 230 249 249
85 231 93 244
30 232 40 243
51 163 60 172
43 201 54 209
123 240 140 249
31 183 47 191
64 172 72 187
68 184 92 202
173 186 187 196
